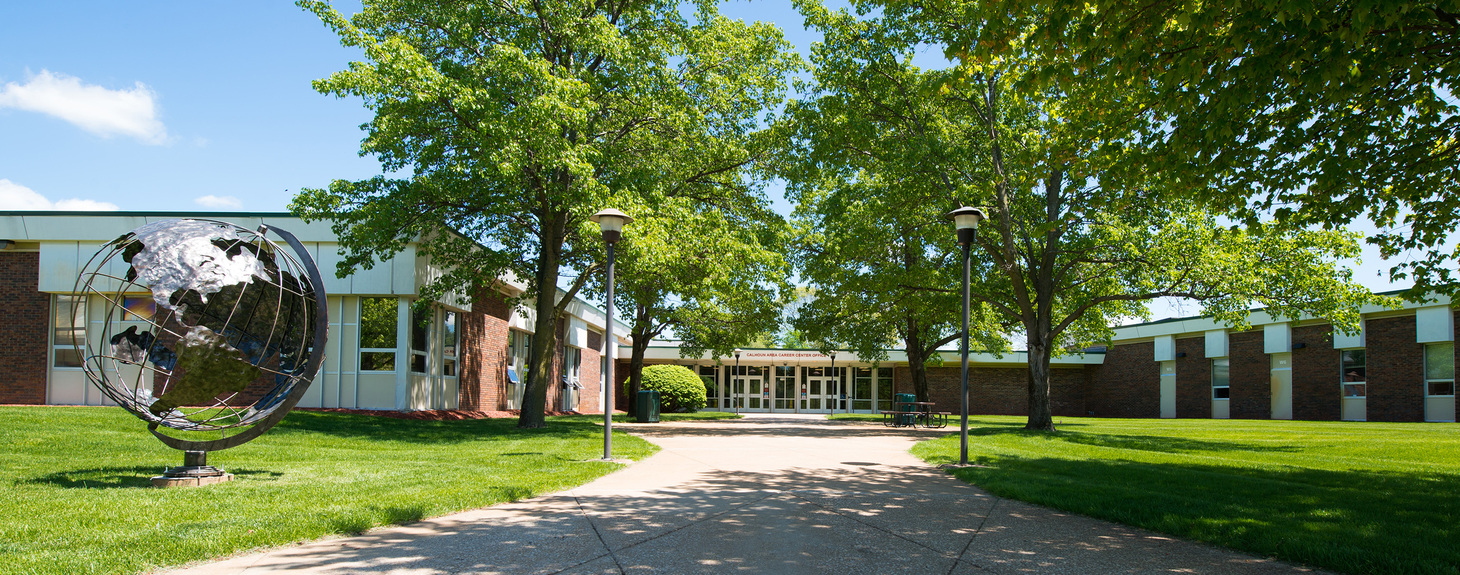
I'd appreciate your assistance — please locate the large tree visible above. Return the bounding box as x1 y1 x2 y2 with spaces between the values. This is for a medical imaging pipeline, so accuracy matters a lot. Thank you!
292 0 797 427
603 198 791 415
791 1 1386 430
901 0 1460 296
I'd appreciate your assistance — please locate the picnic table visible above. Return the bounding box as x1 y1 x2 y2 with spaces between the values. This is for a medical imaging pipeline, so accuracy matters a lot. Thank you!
879 400 949 428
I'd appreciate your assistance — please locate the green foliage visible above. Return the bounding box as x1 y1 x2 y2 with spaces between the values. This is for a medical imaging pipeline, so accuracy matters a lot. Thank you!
0 407 655 575
293 0 798 426
638 364 708 412
895 0 1460 299
908 415 1460 575
791 1 1389 428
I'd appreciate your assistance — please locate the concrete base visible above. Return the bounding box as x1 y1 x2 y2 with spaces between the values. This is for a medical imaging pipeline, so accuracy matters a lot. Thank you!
152 473 233 488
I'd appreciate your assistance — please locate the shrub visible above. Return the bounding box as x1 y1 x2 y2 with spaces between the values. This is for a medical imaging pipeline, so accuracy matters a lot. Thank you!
639 365 708 412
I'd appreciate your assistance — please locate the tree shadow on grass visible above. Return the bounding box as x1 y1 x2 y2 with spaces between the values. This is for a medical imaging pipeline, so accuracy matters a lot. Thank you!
965 426 1304 454
28 466 285 489
933 452 1460 575
266 411 609 445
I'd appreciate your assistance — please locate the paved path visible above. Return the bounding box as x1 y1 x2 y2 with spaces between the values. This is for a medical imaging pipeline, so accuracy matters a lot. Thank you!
168 414 1323 574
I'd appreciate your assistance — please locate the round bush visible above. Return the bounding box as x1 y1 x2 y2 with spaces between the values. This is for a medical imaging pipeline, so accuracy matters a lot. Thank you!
639 364 708 412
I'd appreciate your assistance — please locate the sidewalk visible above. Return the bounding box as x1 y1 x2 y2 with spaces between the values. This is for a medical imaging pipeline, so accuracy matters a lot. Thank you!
166 414 1325 574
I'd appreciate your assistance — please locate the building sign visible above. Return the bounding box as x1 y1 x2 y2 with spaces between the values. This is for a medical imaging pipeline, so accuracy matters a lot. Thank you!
740 351 834 363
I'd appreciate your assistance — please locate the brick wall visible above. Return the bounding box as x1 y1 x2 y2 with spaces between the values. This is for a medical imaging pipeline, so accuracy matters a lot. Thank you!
1086 341 1159 417
1228 330 1269 419
0 252 48 404
1366 315 1424 422
574 330 602 414
906 365 1085 416
458 286 511 411
1291 324 1340 421
1174 336 1211 418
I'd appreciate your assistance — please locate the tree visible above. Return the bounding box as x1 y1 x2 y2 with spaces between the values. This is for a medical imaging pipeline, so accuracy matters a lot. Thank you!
292 0 797 427
791 1 1387 430
899 0 1460 297
605 198 790 415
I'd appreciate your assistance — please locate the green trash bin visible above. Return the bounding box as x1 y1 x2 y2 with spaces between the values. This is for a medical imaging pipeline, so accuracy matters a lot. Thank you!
635 390 661 423
894 393 917 426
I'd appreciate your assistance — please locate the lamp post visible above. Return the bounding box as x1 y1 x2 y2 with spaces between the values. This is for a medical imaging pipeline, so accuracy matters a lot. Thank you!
829 352 838 414
591 208 633 461
945 206 986 466
733 348 742 415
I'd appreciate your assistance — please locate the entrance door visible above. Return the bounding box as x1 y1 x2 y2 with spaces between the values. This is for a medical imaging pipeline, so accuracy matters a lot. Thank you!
802 367 839 413
773 366 797 411
731 366 767 411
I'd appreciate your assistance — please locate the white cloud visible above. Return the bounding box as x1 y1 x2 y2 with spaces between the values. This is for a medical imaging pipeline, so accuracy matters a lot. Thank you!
194 195 242 209
0 179 119 211
0 70 168 144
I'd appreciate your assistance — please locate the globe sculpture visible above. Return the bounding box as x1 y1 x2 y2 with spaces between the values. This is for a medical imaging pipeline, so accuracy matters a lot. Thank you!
72 219 328 486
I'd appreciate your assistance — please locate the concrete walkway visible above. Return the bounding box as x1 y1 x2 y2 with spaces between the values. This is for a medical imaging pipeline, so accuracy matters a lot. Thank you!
168 414 1324 574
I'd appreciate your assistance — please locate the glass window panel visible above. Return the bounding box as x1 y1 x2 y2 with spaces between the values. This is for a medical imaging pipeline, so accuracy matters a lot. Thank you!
443 359 457 377
53 295 85 344
854 376 871 401
361 352 396 371
442 311 457 356
1425 343 1454 380
53 347 83 368
1213 387 1230 399
1343 383 1366 397
410 353 426 373
360 298 398 348
1211 358 1230 387
1429 381 1455 396
411 308 429 352
877 367 892 378
121 297 157 322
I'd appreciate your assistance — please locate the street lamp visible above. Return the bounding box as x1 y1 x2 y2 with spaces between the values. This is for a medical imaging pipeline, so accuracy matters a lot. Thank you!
829 351 838 414
733 348 742 415
945 206 986 466
591 208 633 461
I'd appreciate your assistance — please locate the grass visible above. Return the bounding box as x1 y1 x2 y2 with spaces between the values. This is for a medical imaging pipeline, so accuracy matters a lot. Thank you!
876 415 1459 575
0 406 657 575
604 410 742 423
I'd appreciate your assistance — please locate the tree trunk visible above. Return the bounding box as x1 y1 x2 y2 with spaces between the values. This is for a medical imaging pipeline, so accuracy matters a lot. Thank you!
904 327 930 402
1025 336 1056 431
518 211 566 429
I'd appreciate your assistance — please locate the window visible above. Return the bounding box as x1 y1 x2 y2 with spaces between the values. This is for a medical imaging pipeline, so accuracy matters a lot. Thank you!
359 298 397 371
877 367 893 409
442 311 457 377
1425 342 1455 397
698 365 718 405
564 347 581 384
409 307 429 374
52 295 85 368
1341 350 1366 397
1212 358 1230 399
852 367 873 411
506 330 531 409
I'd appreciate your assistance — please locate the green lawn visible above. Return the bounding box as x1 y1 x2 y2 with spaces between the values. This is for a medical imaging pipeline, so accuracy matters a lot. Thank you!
0 406 657 575
873 415 1459 575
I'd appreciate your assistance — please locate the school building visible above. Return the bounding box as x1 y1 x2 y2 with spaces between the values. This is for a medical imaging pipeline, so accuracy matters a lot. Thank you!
2 211 1456 423
0 211 623 414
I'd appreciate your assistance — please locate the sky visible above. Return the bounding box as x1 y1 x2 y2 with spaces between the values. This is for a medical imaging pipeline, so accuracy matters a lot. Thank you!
0 1 1436 320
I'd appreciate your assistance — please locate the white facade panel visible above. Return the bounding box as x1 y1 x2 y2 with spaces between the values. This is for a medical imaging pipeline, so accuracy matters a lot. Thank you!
1205 329 1228 358
1332 320 1366 349
392 245 417 295
315 244 353 295
1153 335 1175 362
568 318 589 348
37 242 80 293
1264 323 1292 354
1415 306 1454 343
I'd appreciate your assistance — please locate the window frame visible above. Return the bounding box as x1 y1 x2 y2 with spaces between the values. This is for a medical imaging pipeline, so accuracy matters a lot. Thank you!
1211 358 1231 400
51 294 86 369
1340 349 1367 398
358 297 399 372
1425 342 1456 398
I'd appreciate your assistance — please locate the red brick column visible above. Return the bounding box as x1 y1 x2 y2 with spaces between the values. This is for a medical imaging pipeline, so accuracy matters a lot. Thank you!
458 286 511 411
1366 316 1424 422
1086 341 1159 417
0 252 48 404
1174 336 1211 418
1291 324 1341 421
1228 330 1270 419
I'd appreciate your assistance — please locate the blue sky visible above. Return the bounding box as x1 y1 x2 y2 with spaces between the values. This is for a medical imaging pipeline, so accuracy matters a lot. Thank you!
0 1 1431 317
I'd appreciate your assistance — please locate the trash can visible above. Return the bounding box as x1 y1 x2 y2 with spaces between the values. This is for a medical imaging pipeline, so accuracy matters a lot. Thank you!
894 393 917 426
635 390 661 423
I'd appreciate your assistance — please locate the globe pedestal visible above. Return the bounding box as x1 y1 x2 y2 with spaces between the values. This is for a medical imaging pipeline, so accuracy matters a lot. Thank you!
152 450 233 488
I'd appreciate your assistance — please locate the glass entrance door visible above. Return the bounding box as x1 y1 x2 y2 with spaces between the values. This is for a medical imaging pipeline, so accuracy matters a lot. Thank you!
802 367 838 413
773 366 796 411
731 366 766 411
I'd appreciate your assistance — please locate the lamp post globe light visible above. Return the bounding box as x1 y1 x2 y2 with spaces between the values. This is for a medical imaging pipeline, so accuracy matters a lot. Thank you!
591 208 633 461
945 206 986 466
